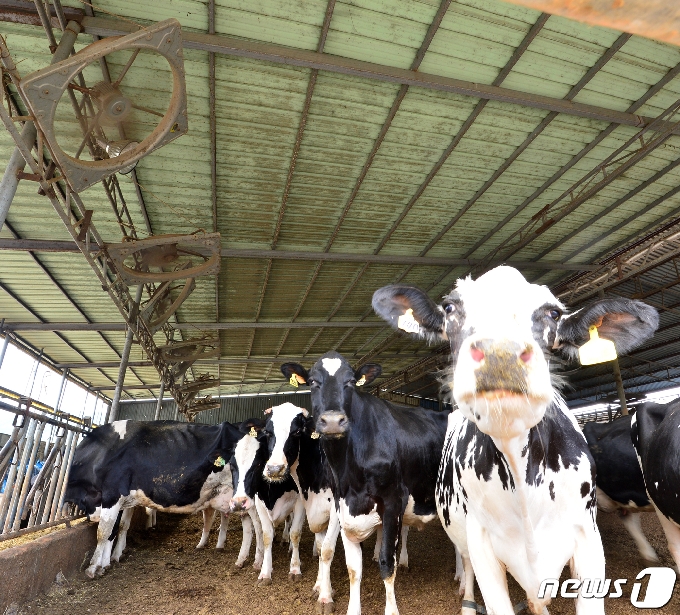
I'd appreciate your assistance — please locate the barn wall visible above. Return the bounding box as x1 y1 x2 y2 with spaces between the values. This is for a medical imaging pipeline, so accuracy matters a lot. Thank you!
118 393 312 424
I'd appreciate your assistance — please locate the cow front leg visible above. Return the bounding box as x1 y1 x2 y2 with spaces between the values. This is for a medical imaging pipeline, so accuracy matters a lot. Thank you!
196 507 216 549
571 523 606 615
86 499 122 579
379 507 402 615
255 496 275 585
288 497 306 580
317 504 340 614
216 512 230 550
341 527 363 615
313 531 326 594
111 507 133 562
466 513 513 615
619 511 658 563
398 525 409 571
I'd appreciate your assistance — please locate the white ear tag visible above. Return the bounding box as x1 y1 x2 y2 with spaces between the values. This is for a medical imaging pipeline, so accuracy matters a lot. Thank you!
356 375 367 386
579 326 617 365
397 309 420 334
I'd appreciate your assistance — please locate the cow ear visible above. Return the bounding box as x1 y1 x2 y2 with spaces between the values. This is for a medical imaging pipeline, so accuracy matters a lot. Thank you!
281 363 309 386
240 417 266 436
556 298 658 361
372 285 445 340
354 363 382 386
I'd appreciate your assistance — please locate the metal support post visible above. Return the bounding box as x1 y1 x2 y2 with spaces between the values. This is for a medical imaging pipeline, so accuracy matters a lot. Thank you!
0 333 10 372
153 380 165 420
0 21 81 233
108 285 143 423
598 290 629 416
55 368 68 411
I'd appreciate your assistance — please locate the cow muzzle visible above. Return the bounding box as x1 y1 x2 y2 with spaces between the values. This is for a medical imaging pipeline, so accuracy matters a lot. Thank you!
264 463 288 481
229 496 251 512
317 411 349 437
470 339 532 394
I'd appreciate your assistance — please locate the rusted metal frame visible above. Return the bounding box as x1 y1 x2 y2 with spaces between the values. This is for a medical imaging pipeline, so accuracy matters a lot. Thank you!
81 16 680 134
249 0 337 394
532 157 680 267
478 97 680 270
2 220 148 389
0 70 180 406
279 0 457 370
461 60 680 266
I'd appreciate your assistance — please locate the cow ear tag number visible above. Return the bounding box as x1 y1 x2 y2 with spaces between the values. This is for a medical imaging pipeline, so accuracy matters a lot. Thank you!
397 308 420 334
214 456 226 467
579 325 617 365
310 431 320 439
356 375 367 386
289 374 299 388
249 426 257 438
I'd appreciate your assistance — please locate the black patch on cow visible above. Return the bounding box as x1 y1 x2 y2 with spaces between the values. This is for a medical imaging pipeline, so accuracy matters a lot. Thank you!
455 420 515 491
581 482 590 498
549 481 555 501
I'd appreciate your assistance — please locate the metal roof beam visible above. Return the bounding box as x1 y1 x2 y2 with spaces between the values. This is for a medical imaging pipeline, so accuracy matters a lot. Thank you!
3 321 388 331
76 15 680 133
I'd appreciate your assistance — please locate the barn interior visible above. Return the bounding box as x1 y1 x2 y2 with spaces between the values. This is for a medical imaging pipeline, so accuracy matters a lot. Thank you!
2 0 680 611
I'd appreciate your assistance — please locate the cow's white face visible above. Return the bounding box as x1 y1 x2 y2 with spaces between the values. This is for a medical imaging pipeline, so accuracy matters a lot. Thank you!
373 265 659 441
450 267 561 438
229 433 261 511
263 403 308 482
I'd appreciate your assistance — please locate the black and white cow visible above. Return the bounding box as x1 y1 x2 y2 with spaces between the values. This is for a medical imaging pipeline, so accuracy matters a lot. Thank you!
582 416 658 562
261 402 340 613
65 419 263 578
228 419 306 586
373 265 658 615
281 353 449 615
632 399 680 569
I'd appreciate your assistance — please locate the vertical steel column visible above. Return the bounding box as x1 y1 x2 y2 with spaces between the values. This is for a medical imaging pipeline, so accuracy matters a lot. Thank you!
109 284 143 423
0 333 10 372
40 431 67 524
12 421 45 530
153 380 165 420
55 431 79 516
0 417 36 531
55 368 68 411
0 21 81 232
598 290 629 416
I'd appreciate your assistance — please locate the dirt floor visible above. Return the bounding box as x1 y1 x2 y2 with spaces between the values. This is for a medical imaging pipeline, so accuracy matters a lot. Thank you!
13 509 680 615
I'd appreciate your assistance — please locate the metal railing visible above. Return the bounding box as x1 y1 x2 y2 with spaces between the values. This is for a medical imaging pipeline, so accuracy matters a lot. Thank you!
0 387 93 541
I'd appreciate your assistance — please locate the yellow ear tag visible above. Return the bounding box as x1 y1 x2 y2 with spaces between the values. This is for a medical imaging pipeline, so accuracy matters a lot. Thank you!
578 326 617 365
310 431 320 439
397 308 420 334
289 374 299 388
356 375 367 387
214 456 226 467
249 427 257 437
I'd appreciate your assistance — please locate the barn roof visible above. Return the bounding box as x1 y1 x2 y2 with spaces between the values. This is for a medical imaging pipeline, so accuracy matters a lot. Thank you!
1 0 680 410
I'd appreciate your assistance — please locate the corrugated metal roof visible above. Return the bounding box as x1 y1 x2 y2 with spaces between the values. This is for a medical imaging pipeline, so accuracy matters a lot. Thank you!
2 0 680 411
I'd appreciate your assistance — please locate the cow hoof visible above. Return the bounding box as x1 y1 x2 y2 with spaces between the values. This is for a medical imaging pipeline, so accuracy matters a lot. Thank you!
195 545 206 551
215 547 225 552
289 572 302 581
84 568 97 580
253 561 263 571
234 561 245 569
257 577 272 587
316 602 335 614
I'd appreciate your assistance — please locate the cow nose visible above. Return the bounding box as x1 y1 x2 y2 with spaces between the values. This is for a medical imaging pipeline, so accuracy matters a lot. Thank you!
472 340 532 363
472 340 533 393
230 497 248 512
317 412 348 436
266 464 285 477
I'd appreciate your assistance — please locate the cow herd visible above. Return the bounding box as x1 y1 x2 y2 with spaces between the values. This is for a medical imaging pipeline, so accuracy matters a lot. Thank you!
63 266 680 615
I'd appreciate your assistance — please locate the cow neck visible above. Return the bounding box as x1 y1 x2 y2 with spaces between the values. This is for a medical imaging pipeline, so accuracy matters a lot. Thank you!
491 426 541 575
295 433 324 496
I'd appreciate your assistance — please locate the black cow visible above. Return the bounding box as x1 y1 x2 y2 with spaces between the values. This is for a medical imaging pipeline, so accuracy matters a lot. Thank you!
261 402 339 613
65 419 262 578
632 399 680 569
228 419 305 586
373 265 658 615
281 352 449 615
583 416 657 562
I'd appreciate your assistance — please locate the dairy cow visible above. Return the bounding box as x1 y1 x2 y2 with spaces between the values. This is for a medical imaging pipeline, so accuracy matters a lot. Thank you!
281 353 449 615
583 416 658 562
261 402 340 613
229 419 306 586
373 265 658 615
632 399 680 569
65 419 263 578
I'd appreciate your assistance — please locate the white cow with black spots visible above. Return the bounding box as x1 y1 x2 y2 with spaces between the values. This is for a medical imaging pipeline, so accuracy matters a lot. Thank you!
373 266 658 615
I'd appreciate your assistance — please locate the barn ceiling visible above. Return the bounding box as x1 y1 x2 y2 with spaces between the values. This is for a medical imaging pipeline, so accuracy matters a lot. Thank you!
2 0 680 409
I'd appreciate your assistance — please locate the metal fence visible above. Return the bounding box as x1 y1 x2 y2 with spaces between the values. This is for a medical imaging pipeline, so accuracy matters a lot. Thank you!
0 386 92 542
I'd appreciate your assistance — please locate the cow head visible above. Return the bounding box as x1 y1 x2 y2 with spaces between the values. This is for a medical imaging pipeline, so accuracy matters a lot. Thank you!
261 402 312 482
229 418 267 512
373 266 658 439
281 352 382 439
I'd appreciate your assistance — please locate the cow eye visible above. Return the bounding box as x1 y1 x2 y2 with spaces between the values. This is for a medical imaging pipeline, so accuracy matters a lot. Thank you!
443 303 455 314
548 309 561 321
307 378 318 386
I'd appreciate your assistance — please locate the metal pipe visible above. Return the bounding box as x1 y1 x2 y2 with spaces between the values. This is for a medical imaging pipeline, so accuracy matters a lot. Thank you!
55 431 79 516
55 368 67 411
611 359 629 416
12 421 45 530
48 430 74 521
1 418 36 532
23 431 64 524
108 285 143 422
0 333 10 372
40 436 66 524
153 380 165 420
